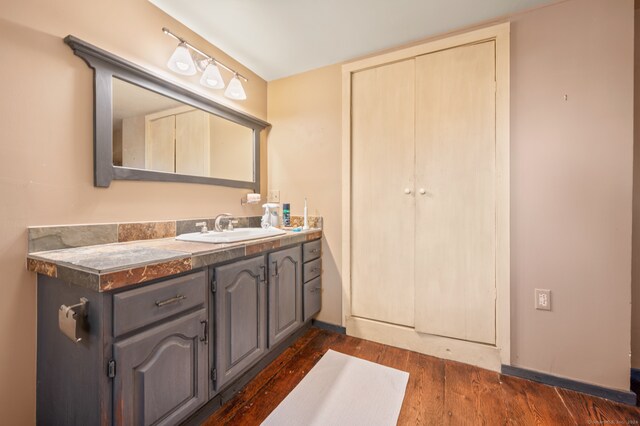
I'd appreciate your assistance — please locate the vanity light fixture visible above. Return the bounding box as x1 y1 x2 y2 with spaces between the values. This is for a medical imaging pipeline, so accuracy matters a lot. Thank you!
163 27 248 100
225 74 247 100
167 42 196 75
200 60 225 89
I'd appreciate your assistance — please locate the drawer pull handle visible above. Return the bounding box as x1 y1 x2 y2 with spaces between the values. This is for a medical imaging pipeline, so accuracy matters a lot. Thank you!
155 294 186 307
310 267 321 274
310 248 320 254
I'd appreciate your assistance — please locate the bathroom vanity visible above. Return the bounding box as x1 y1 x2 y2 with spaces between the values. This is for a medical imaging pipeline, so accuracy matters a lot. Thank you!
28 224 322 425
25 38 325 425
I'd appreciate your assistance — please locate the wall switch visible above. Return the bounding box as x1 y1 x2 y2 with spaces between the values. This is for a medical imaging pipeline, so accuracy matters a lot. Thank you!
535 289 551 311
268 190 280 203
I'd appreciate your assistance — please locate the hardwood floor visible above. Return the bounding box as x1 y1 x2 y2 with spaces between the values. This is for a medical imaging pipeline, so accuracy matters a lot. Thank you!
203 327 640 425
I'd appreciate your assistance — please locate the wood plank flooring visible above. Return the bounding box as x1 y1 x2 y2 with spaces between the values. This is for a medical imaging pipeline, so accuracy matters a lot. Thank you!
203 328 640 425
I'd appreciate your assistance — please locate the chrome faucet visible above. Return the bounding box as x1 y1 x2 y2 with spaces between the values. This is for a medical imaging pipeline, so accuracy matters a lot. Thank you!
214 213 233 232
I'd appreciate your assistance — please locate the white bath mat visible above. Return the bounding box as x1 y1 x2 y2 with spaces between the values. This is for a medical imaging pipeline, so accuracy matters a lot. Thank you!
261 349 409 426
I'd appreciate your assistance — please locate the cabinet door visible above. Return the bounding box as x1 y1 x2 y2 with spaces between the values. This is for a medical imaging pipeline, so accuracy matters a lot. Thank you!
268 246 302 347
350 59 416 327
215 256 267 390
414 41 496 344
113 309 208 426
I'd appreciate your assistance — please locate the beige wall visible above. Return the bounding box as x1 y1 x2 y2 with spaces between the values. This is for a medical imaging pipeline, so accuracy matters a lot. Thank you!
0 0 267 423
267 65 343 325
633 7 640 370
268 0 635 391
510 0 634 391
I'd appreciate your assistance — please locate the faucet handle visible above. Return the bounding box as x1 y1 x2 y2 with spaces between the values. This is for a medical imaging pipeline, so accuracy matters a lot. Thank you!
227 220 239 231
195 221 208 233
214 213 234 232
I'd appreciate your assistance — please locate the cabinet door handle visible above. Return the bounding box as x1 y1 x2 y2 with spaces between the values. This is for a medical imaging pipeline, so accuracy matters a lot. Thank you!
155 294 186 307
200 320 208 344
272 261 278 278
259 265 266 282
404 188 412 195
419 188 426 195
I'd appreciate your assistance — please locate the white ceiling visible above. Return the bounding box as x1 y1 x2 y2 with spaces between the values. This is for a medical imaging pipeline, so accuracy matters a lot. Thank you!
150 0 554 81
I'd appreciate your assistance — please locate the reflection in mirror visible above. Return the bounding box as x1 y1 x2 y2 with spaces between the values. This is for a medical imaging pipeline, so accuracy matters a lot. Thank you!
112 77 254 182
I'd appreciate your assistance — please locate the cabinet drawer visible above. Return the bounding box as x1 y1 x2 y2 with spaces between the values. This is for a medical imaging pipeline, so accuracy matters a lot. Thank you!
113 271 206 337
303 258 322 283
302 240 321 263
303 277 321 322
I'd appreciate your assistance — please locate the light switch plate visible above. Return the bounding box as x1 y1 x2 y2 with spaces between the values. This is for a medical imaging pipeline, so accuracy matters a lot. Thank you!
535 289 551 311
268 190 280 203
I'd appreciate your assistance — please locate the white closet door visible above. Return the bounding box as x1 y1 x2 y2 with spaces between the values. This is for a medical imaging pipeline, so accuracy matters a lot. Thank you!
175 110 210 176
351 59 416 327
414 41 496 344
146 115 176 173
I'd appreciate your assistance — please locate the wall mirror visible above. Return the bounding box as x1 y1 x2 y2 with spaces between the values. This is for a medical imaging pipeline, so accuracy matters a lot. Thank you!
65 35 269 190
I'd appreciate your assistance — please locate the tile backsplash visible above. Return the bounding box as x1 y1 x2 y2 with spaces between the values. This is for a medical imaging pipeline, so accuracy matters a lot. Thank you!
28 215 322 253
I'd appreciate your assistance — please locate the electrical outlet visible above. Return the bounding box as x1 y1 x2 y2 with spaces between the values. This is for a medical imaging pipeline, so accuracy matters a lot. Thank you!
268 190 280 203
535 289 551 311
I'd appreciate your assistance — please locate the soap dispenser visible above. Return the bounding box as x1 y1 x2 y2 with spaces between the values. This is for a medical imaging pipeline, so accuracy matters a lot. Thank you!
261 203 280 228
261 204 271 229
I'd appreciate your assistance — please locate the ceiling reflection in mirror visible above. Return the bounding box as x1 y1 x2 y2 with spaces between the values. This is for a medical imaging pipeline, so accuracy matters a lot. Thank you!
112 78 254 182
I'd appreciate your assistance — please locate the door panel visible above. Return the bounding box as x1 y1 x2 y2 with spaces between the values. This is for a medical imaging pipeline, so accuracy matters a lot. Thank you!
175 109 210 176
268 247 302 347
113 309 207 426
146 115 175 173
350 59 416 327
215 256 266 390
414 41 496 344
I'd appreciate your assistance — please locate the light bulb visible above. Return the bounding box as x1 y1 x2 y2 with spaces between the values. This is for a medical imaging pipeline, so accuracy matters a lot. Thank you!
224 76 247 100
199 62 225 89
167 43 196 75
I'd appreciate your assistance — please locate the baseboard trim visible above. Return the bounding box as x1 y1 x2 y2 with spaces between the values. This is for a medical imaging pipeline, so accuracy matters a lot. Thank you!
502 364 637 406
312 319 346 334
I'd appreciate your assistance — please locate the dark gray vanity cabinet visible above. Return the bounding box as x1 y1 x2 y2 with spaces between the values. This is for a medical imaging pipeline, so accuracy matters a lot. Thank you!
36 270 209 426
112 271 209 426
268 246 302 347
302 240 322 321
214 256 267 390
35 236 322 425
113 309 208 426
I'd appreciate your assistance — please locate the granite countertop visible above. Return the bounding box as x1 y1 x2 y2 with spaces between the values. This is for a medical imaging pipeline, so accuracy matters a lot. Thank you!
27 228 322 292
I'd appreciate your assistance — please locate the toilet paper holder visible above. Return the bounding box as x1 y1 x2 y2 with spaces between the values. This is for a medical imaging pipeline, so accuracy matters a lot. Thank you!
59 298 88 343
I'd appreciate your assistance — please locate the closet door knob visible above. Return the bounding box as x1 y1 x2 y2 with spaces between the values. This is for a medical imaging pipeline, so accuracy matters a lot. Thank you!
419 188 426 195
404 188 412 195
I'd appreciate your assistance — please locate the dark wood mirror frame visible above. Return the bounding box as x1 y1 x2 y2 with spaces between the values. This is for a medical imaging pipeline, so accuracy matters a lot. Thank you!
64 35 269 190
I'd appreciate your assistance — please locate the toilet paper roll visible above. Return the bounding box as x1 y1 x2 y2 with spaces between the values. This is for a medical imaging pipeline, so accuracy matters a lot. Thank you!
247 193 261 203
59 306 81 343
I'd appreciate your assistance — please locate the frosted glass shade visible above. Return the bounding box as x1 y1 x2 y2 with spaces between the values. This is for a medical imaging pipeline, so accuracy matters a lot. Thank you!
224 76 247 100
200 62 225 89
167 44 196 75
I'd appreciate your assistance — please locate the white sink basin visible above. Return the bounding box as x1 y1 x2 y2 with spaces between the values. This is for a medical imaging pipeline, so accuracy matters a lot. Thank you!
176 227 287 244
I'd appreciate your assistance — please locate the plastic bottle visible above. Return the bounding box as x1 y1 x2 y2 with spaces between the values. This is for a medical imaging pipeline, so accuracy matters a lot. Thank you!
283 203 291 227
